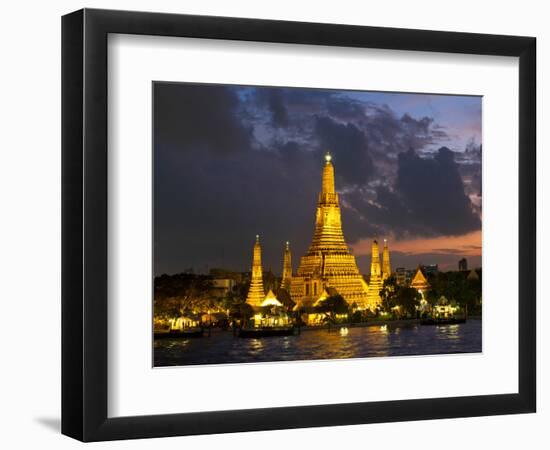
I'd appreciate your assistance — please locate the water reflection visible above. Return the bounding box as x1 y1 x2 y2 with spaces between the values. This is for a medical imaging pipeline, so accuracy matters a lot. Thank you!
154 319 481 367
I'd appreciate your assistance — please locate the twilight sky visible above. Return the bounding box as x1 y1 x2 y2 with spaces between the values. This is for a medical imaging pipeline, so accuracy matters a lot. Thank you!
154 82 482 276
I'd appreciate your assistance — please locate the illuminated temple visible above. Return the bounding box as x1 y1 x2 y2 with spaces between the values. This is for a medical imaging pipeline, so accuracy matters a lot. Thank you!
290 154 375 310
382 238 391 280
366 240 383 306
281 241 292 291
245 235 266 308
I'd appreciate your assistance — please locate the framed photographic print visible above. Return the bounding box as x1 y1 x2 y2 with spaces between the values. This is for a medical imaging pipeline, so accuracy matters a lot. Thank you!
62 8 536 441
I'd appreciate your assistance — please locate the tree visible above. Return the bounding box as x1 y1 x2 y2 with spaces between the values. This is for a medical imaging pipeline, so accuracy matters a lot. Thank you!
219 281 249 312
380 276 398 313
424 270 482 314
229 302 253 325
153 273 216 320
315 295 349 324
394 286 422 318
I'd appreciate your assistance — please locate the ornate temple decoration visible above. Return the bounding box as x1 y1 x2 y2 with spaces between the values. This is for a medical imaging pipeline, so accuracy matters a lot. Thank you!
411 266 430 297
366 240 383 306
245 235 266 308
382 238 391 280
281 241 292 291
290 153 372 310
261 289 283 307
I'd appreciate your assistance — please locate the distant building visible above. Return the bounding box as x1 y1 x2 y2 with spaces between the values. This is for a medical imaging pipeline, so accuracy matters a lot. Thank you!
211 278 236 296
411 266 430 293
422 264 439 277
458 258 468 271
410 266 430 306
395 267 414 286
209 268 243 282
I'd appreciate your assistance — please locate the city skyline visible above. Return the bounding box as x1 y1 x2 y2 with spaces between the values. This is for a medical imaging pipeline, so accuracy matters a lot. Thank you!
154 82 482 276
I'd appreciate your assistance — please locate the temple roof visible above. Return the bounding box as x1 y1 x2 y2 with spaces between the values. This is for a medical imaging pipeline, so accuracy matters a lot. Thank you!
275 287 295 308
261 289 283 307
410 266 429 289
313 287 340 306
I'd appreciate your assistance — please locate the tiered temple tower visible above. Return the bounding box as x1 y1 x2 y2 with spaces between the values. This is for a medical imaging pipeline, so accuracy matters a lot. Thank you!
382 239 391 280
290 153 370 310
281 241 292 291
367 240 383 306
246 235 265 308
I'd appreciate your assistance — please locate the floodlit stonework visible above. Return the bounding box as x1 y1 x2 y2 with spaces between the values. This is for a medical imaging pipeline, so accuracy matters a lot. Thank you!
366 240 383 307
382 239 391 280
411 266 430 296
245 235 265 308
281 241 292 291
290 154 373 310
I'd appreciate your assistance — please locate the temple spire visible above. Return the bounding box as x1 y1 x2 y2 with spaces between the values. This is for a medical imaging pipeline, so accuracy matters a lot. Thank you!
246 235 265 307
366 240 383 306
307 153 347 252
291 154 372 310
370 240 381 276
281 241 292 291
321 152 335 196
382 239 391 280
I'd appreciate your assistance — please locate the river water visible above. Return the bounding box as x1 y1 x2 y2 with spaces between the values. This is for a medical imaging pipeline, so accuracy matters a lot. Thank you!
154 319 481 367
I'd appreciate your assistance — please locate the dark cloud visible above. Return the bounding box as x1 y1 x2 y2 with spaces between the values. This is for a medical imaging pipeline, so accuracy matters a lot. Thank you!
261 89 289 128
154 83 253 155
341 185 425 241
154 83 481 275
314 116 373 186
154 135 319 275
395 147 481 235
340 148 481 240
326 96 365 120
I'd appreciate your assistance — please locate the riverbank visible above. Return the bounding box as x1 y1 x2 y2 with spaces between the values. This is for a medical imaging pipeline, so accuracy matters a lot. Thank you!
299 318 420 332
154 318 482 366
298 316 481 332
200 316 481 335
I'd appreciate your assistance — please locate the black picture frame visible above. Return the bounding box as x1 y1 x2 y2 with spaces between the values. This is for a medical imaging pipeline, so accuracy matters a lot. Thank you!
62 8 536 442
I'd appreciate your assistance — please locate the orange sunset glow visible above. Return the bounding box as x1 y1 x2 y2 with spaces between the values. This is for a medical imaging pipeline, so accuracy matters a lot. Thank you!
351 230 482 258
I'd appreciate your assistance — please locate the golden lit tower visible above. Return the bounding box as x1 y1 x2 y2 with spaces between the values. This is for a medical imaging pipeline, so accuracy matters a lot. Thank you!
246 235 265 308
370 240 381 277
382 238 391 280
281 241 292 291
367 240 383 305
411 265 430 304
411 266 429 292
290 153 371 310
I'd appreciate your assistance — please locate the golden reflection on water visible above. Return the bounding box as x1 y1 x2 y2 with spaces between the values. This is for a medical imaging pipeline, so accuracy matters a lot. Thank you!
368 325 390 357
437 324 460 340
154 320 482 366
250 338 264 353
